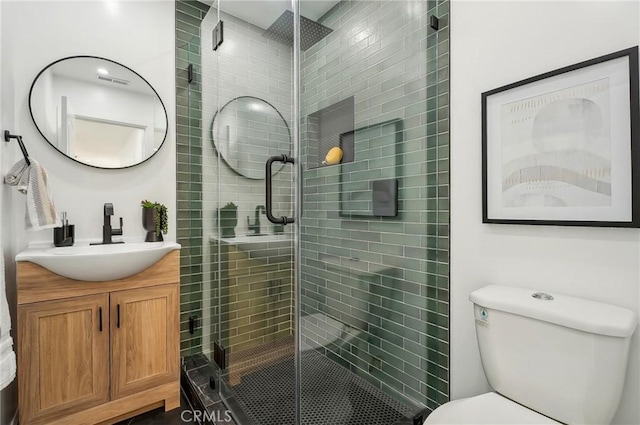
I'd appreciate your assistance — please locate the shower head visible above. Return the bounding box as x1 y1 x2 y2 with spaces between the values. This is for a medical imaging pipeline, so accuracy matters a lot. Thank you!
263 10 333 51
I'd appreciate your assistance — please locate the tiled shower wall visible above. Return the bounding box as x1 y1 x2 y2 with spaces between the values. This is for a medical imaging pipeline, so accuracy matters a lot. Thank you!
299 0 450 412
176 0 211 357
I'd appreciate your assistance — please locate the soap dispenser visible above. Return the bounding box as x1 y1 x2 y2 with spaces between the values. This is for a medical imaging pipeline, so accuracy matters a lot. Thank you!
53 211 74 247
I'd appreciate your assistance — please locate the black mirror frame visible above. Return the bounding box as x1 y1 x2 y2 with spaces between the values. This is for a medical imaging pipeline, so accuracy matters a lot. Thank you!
210 96 292 180
28 55 169 170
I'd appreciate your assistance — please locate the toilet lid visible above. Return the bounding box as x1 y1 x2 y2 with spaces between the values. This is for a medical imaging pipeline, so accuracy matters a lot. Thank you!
424 392 561 424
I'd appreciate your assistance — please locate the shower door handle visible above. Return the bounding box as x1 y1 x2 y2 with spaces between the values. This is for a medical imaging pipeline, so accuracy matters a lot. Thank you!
266 154 295 225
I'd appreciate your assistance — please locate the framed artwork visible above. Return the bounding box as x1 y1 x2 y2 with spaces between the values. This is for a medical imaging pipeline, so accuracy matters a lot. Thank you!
482 46 640 227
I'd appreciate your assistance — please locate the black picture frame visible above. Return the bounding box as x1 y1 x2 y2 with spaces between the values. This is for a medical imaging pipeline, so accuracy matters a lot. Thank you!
482 46 640 227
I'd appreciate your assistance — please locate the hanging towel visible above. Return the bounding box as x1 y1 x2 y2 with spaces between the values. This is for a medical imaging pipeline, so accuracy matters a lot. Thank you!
0 254 16 391
5 158 61 231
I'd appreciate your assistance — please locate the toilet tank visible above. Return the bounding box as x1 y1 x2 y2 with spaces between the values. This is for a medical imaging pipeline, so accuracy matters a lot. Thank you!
470 285 637 425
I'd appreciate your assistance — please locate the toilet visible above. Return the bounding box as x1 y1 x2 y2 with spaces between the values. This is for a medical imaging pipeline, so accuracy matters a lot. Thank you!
425 285 638 425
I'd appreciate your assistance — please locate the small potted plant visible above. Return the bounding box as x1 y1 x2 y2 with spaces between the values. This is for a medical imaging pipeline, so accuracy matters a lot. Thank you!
141 200 168 242
218 202 238 238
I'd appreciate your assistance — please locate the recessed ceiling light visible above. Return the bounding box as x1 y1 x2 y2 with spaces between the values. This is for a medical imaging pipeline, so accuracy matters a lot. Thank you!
97 68 109 75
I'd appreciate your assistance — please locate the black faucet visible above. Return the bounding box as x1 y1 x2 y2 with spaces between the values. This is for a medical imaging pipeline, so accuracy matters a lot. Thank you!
247 205 266 235
90 203 124 245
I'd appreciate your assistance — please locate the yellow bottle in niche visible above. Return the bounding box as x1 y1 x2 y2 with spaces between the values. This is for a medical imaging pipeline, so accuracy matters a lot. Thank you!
322 146 343 165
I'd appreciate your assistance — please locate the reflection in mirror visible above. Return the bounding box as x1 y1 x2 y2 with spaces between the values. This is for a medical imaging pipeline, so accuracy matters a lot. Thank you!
29 56 168 169
211 96 291 180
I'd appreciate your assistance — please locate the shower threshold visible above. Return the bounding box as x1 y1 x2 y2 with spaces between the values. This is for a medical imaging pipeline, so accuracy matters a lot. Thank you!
182 337 427 425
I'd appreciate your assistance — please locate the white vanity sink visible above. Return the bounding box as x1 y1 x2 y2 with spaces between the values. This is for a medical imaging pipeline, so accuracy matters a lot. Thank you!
16 241 181 281
211 234 292 260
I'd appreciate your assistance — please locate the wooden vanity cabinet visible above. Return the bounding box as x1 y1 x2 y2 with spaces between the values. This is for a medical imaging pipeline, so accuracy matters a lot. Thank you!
18 294 110 424
17 251 180 425
110 285 178 400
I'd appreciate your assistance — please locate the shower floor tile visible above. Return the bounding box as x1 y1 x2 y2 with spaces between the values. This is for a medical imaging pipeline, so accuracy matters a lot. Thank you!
183 340 426 425
224 340 423 425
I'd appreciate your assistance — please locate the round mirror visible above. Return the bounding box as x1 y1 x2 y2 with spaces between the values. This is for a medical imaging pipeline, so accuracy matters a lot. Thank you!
29 56 168 169
212 96 291 179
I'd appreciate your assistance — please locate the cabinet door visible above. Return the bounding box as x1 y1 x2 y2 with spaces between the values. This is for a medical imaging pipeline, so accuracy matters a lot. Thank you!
18 294 109 424
110 284 179 399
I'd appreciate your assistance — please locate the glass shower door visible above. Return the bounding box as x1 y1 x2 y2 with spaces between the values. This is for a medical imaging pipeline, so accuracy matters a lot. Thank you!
200 1 297 423
297 0 447 423
194 0 450 422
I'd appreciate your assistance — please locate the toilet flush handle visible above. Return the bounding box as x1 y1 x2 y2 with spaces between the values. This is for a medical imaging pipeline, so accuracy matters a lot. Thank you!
532 292 554 301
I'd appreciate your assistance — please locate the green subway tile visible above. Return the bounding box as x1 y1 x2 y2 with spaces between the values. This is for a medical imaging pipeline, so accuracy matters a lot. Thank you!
176 0 449 408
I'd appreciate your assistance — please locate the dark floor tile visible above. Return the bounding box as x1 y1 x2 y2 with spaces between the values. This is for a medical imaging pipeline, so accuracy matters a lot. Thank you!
115 394 191 425
208 401 237 425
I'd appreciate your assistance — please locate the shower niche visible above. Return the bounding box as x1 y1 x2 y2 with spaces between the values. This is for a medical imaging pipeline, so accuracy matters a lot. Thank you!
306 96 355 169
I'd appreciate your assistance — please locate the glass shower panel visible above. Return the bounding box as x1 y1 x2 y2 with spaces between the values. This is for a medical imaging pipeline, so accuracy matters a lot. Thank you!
200 2 296 423
178 0 449 422
298 1 446 423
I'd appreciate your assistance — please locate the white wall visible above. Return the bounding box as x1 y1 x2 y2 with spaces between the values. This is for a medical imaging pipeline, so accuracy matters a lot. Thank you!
0 3 173 422
0 1 19 422
450 1 640 424
1 1 175 249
